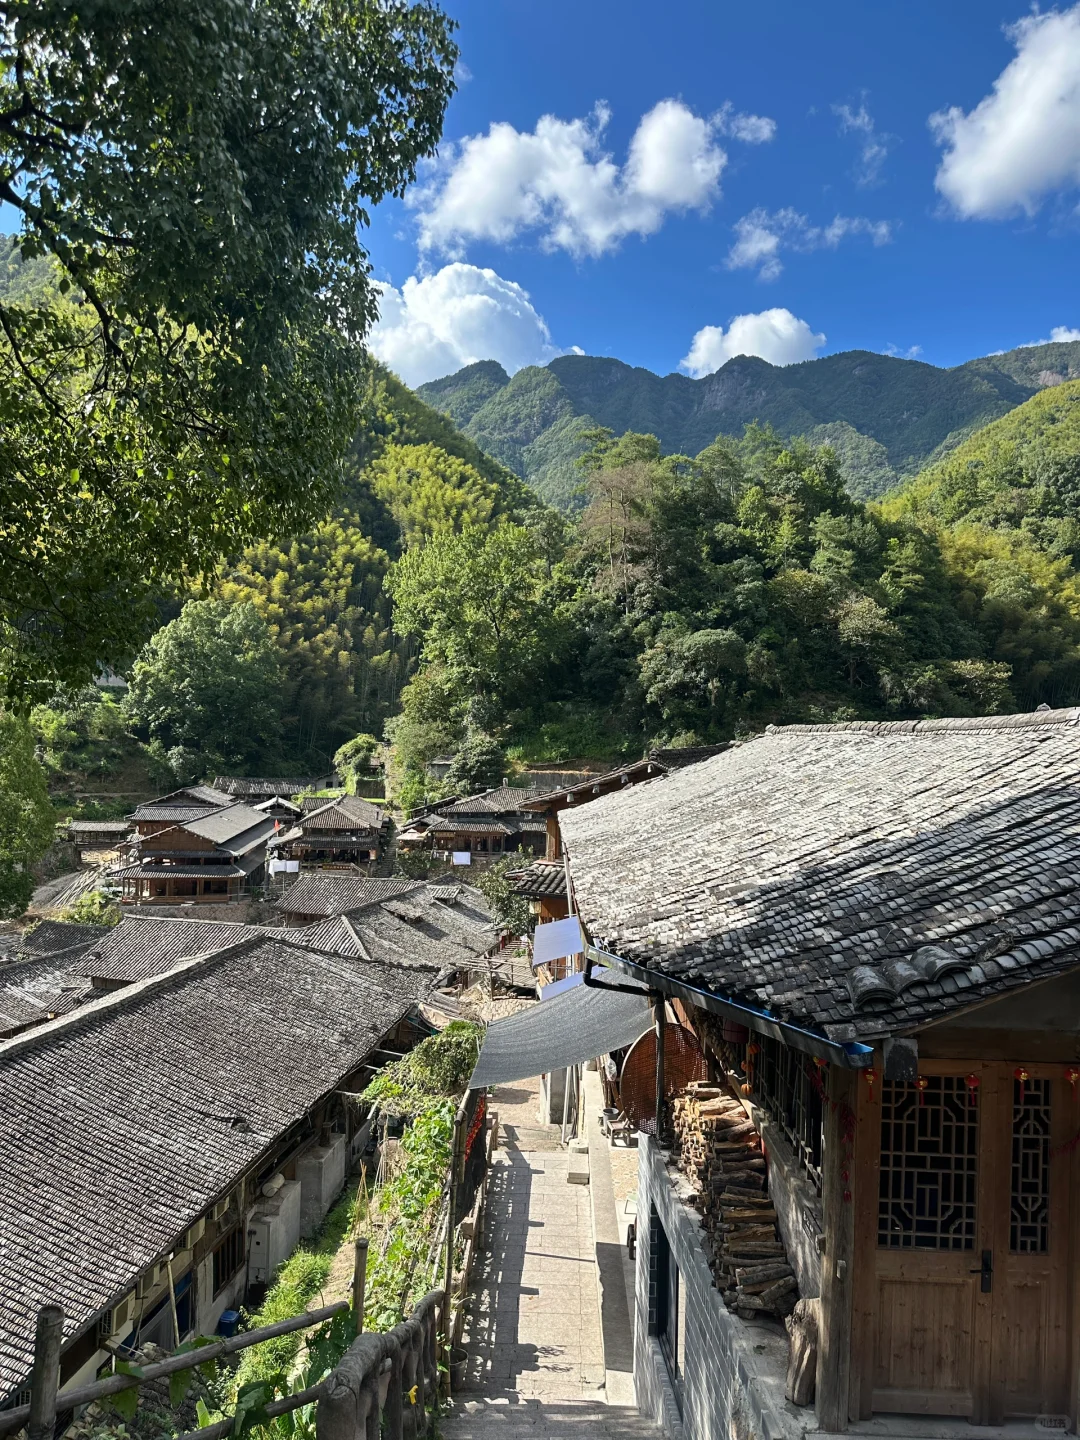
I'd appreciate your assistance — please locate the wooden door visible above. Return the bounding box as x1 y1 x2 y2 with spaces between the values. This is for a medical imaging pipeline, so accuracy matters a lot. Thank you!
872 1063 1074 1423
986 1069 1071 1422
874 1070 992 1418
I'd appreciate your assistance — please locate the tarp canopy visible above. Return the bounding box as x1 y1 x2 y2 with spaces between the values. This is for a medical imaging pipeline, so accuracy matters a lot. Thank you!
469 967 651 1089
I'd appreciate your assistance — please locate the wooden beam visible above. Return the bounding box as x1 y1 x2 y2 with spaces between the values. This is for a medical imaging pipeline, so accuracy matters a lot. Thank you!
27 1305 63 1440
816 1066 857 1431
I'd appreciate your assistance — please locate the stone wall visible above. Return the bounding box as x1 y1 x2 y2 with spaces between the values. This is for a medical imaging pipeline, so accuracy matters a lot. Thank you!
634 1135 809 1440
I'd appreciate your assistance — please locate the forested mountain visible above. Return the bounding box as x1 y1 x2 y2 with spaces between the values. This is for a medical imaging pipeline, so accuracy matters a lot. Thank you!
417 341 1080 510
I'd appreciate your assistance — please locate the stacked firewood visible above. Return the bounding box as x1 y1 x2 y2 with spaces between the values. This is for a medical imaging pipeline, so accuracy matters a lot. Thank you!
671 1081 798 1319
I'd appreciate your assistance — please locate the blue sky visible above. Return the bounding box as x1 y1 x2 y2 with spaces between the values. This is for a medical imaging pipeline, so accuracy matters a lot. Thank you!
366 0 1080 384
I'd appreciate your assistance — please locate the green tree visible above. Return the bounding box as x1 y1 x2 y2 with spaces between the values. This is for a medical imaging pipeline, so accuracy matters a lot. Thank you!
475 850 533 936
59 890 121 927
0 713 54 917
334 734 381 794
388 525 557 713
446 732 507 794
124 599 282 774
0 0 457 700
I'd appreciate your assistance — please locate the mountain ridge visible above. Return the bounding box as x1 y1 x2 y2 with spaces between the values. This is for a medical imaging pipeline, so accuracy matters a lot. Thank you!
417 341 1080 509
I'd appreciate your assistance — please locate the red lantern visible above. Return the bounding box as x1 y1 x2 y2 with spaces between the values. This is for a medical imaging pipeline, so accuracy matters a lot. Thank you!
965 1073 980 1107
864 1067 878 1101
1015 1066 1030 1104
1066 1065 1080 1096
915 1076 929 1107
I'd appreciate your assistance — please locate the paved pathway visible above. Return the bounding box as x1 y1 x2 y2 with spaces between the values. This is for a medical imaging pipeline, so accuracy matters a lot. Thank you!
442 1078 659 1439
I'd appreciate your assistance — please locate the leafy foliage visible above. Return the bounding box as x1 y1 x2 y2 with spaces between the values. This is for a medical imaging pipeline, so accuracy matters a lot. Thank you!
0 712 55 916
475 850 534 936
124 599 282 777
0 0 458 700
59 890 121 927
360 1022 483 1119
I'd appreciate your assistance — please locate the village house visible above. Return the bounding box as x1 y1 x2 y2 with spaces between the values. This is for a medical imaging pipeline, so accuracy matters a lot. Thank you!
556 711 1080 1434
212 776 330 804
268 794 388 870
273 873 496 975
0 931 439 1409
398 786 549 868
126 785 235 840
118 802 275 904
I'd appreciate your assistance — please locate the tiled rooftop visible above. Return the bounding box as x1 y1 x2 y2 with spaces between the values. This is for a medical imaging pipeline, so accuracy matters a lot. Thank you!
560 710 1080 1043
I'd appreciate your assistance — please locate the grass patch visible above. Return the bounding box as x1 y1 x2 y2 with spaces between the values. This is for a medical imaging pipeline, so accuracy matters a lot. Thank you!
231 1176 367 1392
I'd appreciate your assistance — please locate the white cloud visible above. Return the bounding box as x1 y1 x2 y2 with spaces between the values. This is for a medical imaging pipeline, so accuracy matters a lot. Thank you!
931 6 1080 218
715 102 777 144
726 207 893 280
882 342 924 359
368 263 573 387
1020 324 1080 346
411 99 736 258
680 309 826 377
833 101 890 186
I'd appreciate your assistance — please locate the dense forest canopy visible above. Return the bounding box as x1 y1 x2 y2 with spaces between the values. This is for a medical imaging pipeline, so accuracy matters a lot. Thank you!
417 342 1080 510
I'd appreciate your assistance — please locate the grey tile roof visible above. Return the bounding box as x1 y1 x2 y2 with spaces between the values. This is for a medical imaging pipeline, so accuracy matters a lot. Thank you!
215 777 324 797
0 936 432 1398
130 804 220 823
181 804 274 848
128 861 248 878
560 710 1080 1044
275 874 420 918
85 917 259 982
520 760 668 809
68 821 132 835
18 921 102 958
507 861 568 899
427 816 513 836
298 795 385 831
0 955 96 1037
439 786 540 816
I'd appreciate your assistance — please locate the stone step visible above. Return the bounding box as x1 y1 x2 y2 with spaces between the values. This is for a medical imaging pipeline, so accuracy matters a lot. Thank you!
442 1400 661 1437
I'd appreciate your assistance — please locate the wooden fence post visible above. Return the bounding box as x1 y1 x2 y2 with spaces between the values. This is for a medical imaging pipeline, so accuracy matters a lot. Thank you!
353 1237 369 1336
28 1304 63 1440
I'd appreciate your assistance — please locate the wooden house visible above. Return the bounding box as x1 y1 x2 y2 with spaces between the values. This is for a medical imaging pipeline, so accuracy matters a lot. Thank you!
560 711 1080 1432
505 859 569 922
127 785 234 841
213 776 330 803
268 794 387 868
119 802 275 904
398 786 548 868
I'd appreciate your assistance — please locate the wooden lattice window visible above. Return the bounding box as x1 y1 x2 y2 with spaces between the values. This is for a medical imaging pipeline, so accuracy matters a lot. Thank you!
878 1076 978 1250
1011 1078 1051 1254
753 1036 823 1192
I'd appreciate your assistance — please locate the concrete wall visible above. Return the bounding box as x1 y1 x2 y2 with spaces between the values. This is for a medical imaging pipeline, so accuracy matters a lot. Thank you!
298 1133 348 1237
248 1180 302 1283
634 1135 808 1440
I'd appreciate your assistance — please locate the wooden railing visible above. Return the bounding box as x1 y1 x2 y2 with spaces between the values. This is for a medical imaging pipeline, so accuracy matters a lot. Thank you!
1 1291 444 1440
318 1289 442 1440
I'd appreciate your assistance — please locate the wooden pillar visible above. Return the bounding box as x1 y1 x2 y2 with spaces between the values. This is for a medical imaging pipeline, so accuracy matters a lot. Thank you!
28 1304 63 1440
652 994 666 1143
816 1065 857 1432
